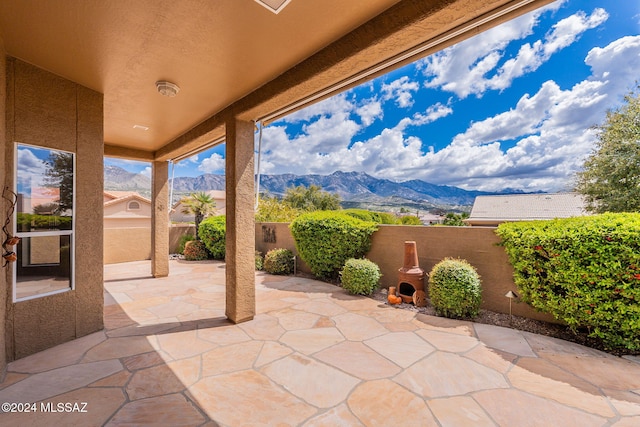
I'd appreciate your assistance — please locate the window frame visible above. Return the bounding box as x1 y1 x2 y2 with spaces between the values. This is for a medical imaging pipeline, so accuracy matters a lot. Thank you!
13 142 76 302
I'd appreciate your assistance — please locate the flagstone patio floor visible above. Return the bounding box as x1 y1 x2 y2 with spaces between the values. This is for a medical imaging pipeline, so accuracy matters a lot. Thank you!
1 260 640 426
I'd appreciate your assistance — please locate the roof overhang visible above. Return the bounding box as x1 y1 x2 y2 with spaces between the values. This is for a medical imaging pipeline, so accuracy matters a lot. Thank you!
0 0 555 162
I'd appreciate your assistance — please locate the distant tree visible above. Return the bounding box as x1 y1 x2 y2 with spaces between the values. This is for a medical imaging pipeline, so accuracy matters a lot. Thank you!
42 151 73 215
181 192 216 238
442 212 469 226
255 195 301 222
283 184 341 211
575 88 640 213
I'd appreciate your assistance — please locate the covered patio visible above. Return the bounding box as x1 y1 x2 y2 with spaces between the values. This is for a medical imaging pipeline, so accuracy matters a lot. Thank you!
0 260 639 425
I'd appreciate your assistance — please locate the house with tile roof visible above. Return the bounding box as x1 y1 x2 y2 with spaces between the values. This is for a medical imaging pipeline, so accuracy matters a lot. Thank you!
465 193 587 226
104 192 152 228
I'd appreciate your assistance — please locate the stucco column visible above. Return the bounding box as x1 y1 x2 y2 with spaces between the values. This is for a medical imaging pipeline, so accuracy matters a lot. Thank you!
151 160 169 277
225 119 255 323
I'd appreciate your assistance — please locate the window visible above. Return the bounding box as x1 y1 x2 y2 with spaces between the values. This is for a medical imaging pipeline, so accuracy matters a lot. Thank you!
14 143 74 301
127 201 140 210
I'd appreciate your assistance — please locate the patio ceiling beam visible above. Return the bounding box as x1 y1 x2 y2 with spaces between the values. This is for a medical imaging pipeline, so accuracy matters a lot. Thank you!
154 0 554 161
105 144 155 161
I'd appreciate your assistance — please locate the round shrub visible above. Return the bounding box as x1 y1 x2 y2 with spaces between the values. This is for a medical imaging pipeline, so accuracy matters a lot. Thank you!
428 258 482 319
255 251 264 271
177 234 195 254
264 248 295 275
183 240 209 261
340 258 381 296
198 215 226 259
290 211 378 279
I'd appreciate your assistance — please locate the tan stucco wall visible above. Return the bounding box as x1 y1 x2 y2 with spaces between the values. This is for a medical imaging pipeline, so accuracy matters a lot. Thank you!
4 58 104 360
255 222 556 323
104 228 152 264
0 39 7 375
104 217 151 229
169 224 195 254
104 200 152 219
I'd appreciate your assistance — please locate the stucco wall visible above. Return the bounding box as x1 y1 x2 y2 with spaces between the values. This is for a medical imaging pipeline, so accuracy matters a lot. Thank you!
104 228 152 264
0 41 7 375
255 222 556 323
4 59 104 360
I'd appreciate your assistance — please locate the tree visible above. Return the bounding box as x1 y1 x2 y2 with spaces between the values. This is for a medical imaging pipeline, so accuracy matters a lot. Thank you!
43 151 73 215
255 195 301 222
283 184 341 211
442 212 469 226
575 89 640 213
181 192 217 238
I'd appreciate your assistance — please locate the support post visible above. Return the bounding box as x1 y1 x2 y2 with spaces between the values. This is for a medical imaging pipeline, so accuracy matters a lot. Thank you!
225 119 255 323
151 160 169 277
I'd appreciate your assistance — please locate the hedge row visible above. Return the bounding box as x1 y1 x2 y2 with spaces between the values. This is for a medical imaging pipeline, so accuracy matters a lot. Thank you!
496 213 640 350
290 211 378 279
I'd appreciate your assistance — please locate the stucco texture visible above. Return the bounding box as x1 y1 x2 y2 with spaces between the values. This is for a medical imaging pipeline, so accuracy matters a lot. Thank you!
4 59 104 360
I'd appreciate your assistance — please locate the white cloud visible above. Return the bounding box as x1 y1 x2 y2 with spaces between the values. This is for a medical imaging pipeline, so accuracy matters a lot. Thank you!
198 153 225 174
139 166 152 178
17 148 47 189
260 34 640 192
356 98 383 126
381 76 420 108
420 4 607 98
396 102 453 132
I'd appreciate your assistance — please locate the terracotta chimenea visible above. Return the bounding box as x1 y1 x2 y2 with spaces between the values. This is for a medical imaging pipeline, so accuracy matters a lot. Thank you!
397 241 425 303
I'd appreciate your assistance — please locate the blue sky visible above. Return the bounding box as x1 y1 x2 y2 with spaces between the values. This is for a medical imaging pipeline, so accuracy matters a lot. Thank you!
106 0 640 192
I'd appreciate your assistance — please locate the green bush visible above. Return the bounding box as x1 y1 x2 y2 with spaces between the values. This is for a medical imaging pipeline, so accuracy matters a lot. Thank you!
17 213 72 231
177 234 196 254
255 251 264 271
400 215 422 225
496 213 640 350
199 215 226 259
428 258 482 319
264 248 294 275
340 258 381 295
183 240 209 261
290 211 378 279
343 209 398 224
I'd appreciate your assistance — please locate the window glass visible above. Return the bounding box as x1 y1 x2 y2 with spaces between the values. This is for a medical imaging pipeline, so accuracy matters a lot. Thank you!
15 143 74 301
15 235 72 300
16 145 73 232
128 201 140 210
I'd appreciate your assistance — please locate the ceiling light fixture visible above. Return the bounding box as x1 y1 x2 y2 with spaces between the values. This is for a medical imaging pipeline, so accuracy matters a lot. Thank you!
155 80 180 97
133 124 149 131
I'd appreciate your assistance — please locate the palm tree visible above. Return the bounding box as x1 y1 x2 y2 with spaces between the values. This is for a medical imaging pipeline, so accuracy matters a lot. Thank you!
181 192 217 239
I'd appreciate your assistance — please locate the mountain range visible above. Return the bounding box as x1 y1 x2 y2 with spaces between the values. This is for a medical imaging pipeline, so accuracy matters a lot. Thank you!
105 166 522 211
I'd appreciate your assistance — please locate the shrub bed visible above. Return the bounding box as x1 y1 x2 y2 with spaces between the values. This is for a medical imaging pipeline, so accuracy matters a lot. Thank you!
496 213 640 350
183 240 209 261
290 211 378 279
264 248 294 275
199 215 226 259
428 258 482 319
340 258 381 295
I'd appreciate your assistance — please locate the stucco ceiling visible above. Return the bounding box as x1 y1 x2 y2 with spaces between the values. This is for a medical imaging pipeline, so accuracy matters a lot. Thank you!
0 0 553 160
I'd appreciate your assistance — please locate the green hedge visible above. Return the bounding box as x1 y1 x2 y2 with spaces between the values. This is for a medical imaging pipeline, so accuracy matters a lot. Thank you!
290 211 378 279
17 213 72 231
342 209 398 224
199 215 226 259
496 213 640 350
264 248 295 275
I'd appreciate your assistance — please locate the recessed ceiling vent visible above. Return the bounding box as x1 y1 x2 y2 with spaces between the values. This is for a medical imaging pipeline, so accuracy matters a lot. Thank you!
254 0 292 14
155 80 180 97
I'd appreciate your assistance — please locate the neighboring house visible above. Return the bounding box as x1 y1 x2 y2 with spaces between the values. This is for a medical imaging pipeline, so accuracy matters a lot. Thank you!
465 193 587 227
104 191 152 228
170 190 226 223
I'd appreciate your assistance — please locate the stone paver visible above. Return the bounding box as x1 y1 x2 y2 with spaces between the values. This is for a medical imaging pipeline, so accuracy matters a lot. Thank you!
0 259 639 426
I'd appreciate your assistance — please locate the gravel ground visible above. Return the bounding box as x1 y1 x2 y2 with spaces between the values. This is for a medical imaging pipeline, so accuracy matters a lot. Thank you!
370 288 638 357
